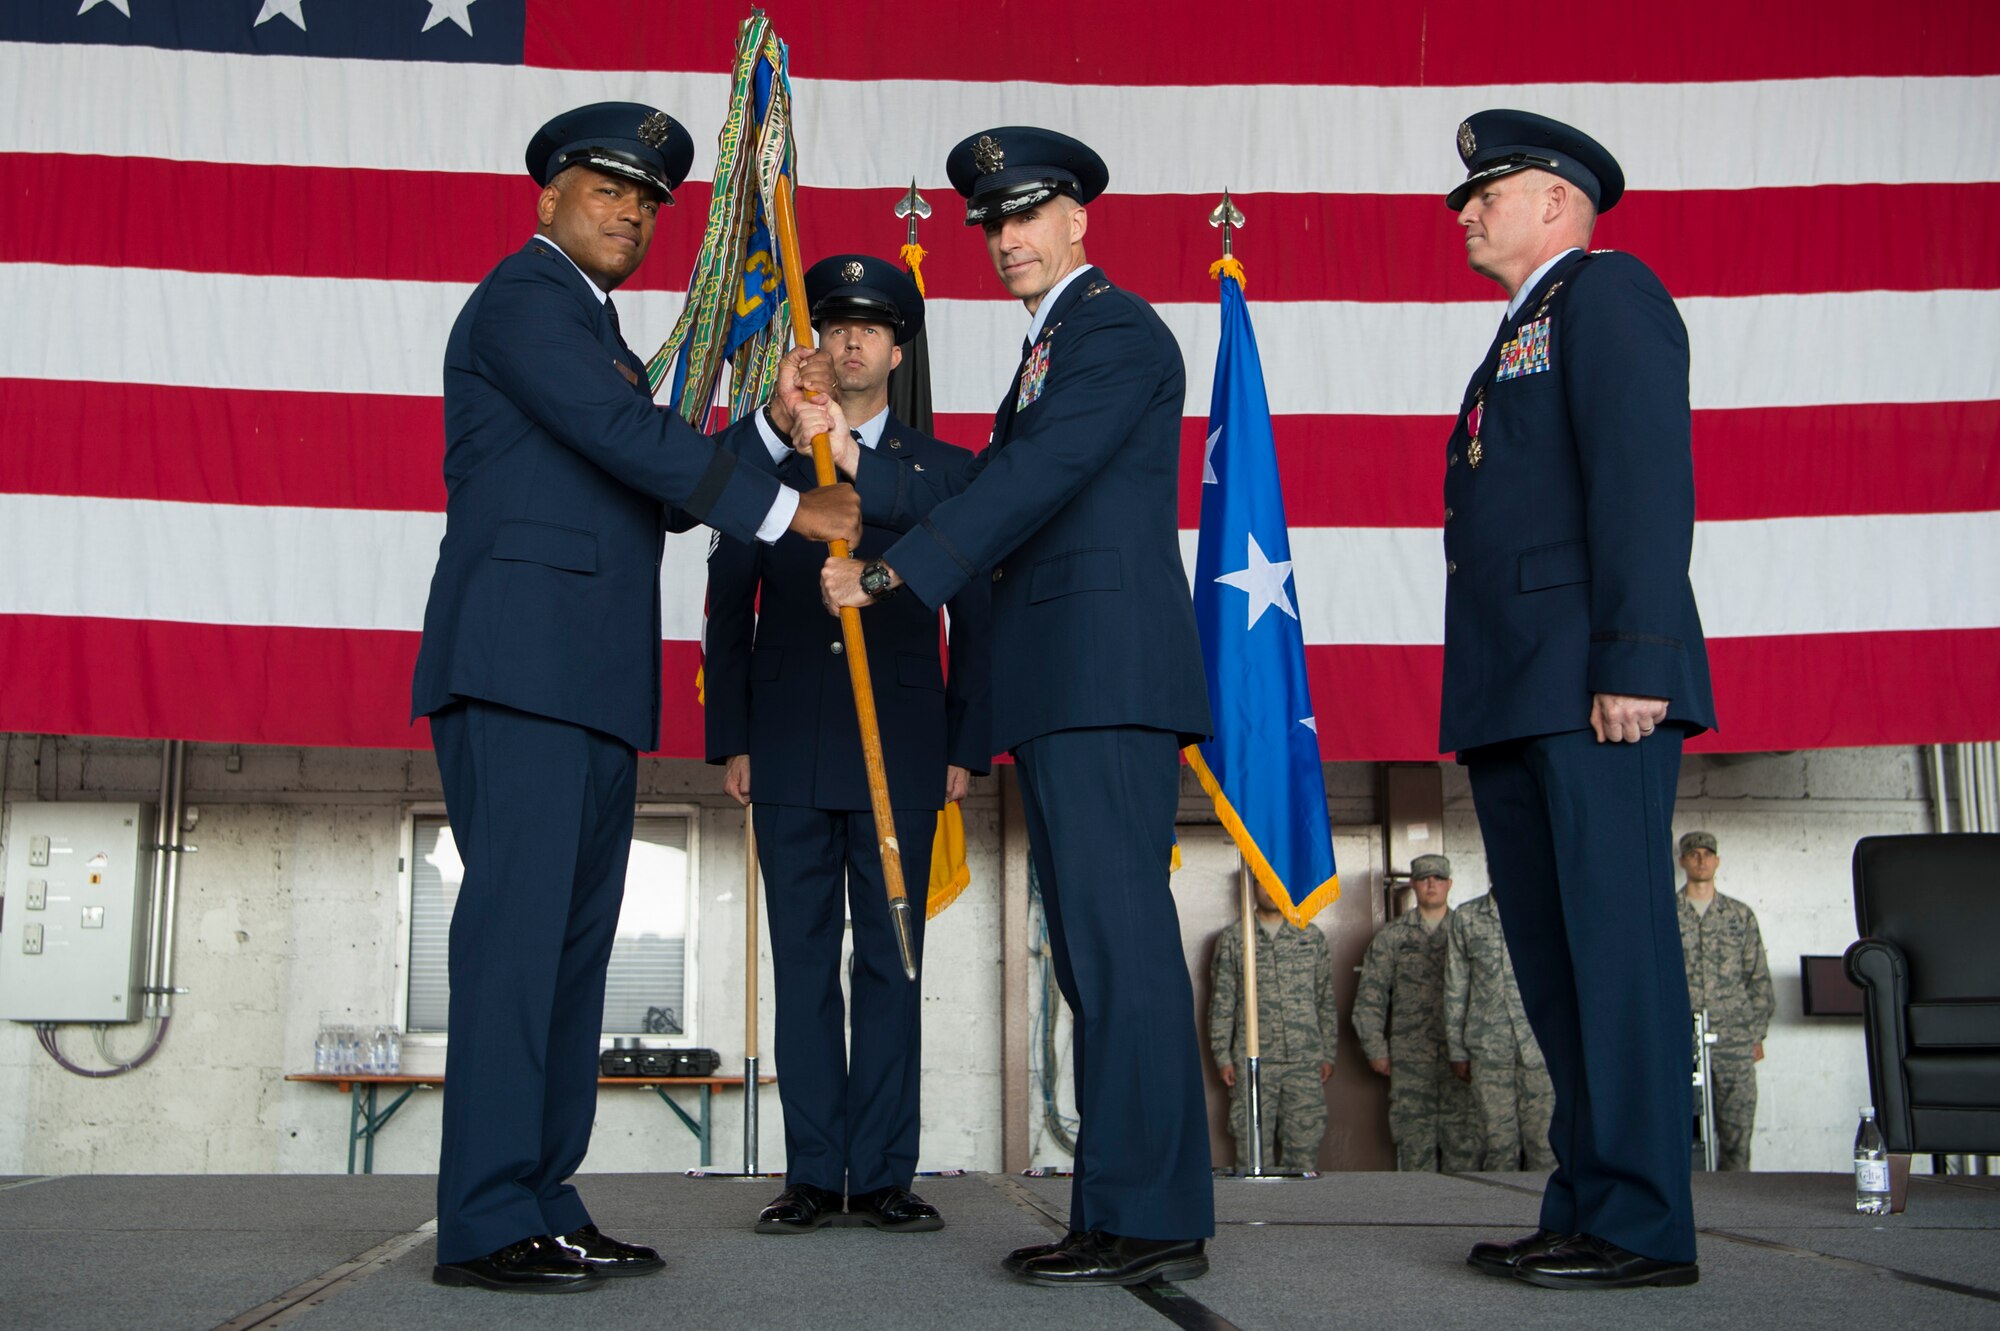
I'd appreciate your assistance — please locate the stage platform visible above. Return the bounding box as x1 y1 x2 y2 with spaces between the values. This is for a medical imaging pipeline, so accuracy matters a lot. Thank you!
3 1168 1996 1330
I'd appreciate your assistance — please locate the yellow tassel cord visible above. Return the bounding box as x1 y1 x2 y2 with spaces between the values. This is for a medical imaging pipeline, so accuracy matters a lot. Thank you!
1208 255 1247 288
1170 840 1183 872
694 664 705 707
900 242 928 297
925 800 971 919
1182 745 1340 928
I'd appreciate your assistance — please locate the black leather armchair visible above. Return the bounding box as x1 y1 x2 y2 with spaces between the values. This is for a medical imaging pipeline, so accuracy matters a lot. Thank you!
1845 833 2000 1192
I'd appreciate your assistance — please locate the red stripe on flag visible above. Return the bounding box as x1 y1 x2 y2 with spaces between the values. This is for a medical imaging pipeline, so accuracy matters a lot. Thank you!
525 0 2000 84
8 380 1991 525
0 617 713 756
1139 402 2000 529
4 618 1992 758
0 379 445 512
9 157 1994 304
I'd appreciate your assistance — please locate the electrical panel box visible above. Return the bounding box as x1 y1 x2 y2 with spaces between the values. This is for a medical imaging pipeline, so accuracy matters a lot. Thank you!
0 803 155 1022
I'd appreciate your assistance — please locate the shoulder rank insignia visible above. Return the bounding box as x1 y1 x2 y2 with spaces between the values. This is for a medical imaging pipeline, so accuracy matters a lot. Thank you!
1017 338 1051 412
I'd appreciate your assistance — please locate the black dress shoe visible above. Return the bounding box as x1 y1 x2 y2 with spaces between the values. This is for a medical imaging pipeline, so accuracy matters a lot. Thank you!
1514 1234 1699 1289
754 1183 843 1234
551 1222 664 1277
1467 1228 1570 1277
1015 1231 1209 1287
1002 1231 1081 1274
848 1185 944 1233
432 1235 606 1293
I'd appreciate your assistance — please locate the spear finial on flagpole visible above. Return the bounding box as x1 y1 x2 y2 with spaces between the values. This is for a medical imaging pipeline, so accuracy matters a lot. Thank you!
1208 189 1247 285
1209 187 1246 257
895 179 931 245
895 179 932 296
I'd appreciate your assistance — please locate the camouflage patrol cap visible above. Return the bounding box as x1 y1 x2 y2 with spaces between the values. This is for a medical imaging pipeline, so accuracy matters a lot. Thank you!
1678 831 1718 855
1411 854 1452 880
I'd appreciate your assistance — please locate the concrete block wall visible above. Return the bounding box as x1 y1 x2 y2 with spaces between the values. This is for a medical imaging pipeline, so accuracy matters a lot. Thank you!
0 735 1937 1178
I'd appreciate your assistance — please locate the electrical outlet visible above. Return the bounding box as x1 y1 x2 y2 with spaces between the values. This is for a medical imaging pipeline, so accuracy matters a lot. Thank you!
25 880 47 911
22 925 43 955
28 836 50 867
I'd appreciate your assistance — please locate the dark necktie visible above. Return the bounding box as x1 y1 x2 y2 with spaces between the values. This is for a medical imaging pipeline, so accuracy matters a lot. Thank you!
604 297 622 340
851 428 864 447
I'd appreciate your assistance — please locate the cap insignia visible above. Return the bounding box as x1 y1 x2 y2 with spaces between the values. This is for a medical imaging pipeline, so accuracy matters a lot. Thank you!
637 112 674 150
973 135 1004 175
841 260 865 283
1457 120 1476 161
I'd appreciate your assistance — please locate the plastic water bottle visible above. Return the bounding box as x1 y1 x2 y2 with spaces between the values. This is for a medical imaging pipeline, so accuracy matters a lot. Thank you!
385 1026 402 1075
1854 1106 1891 1214
314 1023 335 1074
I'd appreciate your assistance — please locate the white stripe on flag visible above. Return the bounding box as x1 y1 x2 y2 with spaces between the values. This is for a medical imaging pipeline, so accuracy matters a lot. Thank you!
4 43 1996 192
12 264 1997 413
7 495 1996 645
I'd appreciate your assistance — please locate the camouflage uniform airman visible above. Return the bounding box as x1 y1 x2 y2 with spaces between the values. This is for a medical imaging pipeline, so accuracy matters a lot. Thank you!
1209 915 1338 1170
1353 887 1480 1173
1444 892 1555 1170
1677 833 1774 1171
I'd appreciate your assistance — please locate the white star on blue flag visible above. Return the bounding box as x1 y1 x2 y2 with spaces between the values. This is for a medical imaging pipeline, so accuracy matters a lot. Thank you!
1187 268 1338 924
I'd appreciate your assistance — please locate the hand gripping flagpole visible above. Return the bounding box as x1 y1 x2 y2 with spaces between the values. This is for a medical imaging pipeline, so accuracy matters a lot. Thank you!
771 176 919 981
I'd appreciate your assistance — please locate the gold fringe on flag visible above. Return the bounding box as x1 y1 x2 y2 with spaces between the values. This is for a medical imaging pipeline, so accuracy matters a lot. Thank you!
925 801 970 919
899 241 928 297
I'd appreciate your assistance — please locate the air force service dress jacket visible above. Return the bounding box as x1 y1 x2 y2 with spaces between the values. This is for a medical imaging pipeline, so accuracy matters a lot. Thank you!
1439 249 1716 755
411 240 894 752
704 413 994 810
856 268 1211 754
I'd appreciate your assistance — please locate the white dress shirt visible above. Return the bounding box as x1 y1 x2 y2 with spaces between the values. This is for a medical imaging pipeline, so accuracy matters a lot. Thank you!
1027 263 1096 346
1505 247 1582 321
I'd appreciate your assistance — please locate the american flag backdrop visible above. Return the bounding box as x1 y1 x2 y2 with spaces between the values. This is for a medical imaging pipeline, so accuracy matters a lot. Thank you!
3 2 1996 759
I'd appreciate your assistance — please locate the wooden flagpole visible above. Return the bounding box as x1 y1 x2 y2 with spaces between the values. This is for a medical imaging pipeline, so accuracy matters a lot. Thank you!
769 175 919 981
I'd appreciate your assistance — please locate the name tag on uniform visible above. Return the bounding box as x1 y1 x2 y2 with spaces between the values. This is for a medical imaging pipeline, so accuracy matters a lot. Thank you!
614 360 640 388
1017 339 1051 411
1494 317 1551 382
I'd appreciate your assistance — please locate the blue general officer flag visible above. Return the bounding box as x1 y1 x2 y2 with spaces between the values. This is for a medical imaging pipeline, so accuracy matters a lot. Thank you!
1186 263 1339 925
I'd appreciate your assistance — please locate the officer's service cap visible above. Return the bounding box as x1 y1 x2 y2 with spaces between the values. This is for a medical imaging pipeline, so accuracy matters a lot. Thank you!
1446 109 1624 214
804 254 926 345
1411 854 1453 881
1679 831 1719 856
947 126 1109 226
527 102 694 204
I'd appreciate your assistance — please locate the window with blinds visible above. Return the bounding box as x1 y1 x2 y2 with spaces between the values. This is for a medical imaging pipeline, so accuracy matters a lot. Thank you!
406 811 698 1040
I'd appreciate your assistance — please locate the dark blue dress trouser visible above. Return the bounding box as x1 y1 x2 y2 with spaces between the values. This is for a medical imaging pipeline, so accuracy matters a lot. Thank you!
754 802 932 1195
429 699 636 1263
1013 726 1215 1240
1466 726 1697 1263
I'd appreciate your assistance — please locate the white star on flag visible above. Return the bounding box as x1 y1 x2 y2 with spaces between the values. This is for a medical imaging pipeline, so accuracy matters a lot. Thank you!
76 0 132 14
253 0 308 30
1300 716 1318 733
422 0 477 33
1214 533 1298 630
1203 425 1221 484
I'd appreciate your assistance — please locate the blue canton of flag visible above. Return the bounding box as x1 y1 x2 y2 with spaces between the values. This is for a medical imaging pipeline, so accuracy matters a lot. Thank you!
1187 267 1339 925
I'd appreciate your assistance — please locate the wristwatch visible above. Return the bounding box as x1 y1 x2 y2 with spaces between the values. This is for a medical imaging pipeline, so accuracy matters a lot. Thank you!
859 560 899 600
